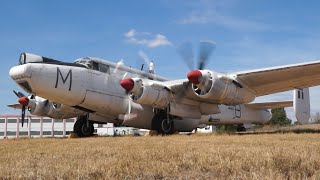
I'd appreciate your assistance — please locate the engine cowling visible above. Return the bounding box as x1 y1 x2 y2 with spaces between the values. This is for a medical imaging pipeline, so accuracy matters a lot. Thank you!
187 70 255 105
27 96 85 119
46 103 85 119
28 96 50 116
120 78 170 109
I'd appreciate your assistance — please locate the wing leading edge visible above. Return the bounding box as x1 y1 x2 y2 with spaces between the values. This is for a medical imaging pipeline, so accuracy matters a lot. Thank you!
245 101 293 110
235 60 320 96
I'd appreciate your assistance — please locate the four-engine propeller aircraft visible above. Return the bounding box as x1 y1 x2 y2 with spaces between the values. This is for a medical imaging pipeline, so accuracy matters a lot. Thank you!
8 41 315 137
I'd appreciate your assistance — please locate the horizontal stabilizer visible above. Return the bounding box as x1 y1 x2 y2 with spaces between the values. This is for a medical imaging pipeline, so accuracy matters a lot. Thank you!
245 101 293 110
7 103 23 109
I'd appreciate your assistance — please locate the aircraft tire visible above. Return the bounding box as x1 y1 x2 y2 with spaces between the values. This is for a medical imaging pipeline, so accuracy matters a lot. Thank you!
152 113 174 135
237 125 246 132
73 118 94 137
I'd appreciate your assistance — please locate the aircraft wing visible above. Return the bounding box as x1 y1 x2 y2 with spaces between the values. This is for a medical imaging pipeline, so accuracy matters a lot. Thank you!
7 103 23 109
245 101 293 110
235 60 320 96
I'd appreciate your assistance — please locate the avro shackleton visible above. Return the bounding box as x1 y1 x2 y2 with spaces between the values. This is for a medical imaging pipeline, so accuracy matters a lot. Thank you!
8 42 316 136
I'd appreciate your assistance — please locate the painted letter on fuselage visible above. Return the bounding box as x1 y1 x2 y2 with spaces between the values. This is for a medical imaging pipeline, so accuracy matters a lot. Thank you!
55 67 72 91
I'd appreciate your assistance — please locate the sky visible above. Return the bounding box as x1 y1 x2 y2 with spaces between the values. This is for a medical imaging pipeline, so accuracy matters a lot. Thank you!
1 0 320 121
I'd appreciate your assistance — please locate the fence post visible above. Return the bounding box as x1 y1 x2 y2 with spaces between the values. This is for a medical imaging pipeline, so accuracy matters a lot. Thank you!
28 117 31 138
16 118 19 138
51 118 55 137
63 119 66 137
4 117 7 139
40 117 43 137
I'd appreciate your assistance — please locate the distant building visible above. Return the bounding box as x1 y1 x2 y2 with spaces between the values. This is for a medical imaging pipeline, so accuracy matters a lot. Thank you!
195 125 216 133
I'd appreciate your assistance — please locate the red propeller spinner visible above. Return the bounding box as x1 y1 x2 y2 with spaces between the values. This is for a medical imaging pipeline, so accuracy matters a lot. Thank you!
120 78 135 92
18 96 29 106
187 70 202 85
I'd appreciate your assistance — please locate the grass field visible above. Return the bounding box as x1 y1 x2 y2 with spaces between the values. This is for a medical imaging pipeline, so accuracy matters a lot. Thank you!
1 131 320 179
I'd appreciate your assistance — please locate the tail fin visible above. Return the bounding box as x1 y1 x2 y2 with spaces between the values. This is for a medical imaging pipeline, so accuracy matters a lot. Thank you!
294 88 310 124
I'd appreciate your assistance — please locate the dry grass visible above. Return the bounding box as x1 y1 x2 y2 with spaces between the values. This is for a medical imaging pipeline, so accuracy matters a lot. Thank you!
1 133 320 179
254 124 320 133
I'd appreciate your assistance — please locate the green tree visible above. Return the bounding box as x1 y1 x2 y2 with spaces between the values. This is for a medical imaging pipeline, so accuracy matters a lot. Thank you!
311 112 320 124
269 108 292 125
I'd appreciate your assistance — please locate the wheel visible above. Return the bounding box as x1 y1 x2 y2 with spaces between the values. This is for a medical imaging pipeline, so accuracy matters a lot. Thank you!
73 118 94 137
237 125 246 132
152 112 174 135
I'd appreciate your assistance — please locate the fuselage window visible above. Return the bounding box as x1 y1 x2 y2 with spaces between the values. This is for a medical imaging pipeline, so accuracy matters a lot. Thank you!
100 64 110 73
298 91 300 99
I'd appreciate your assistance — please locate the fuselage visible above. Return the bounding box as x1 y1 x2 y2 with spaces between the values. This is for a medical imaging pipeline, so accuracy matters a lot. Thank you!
9 56 272 131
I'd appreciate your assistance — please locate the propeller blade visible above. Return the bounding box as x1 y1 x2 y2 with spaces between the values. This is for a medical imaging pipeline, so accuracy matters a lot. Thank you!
138 50 151 65
21 106 25 127
18 92 26 98
128 99 131 120
177 42 194 70
13 90 25 98
13 90 20 97
113 59 124 73
198 41 216 70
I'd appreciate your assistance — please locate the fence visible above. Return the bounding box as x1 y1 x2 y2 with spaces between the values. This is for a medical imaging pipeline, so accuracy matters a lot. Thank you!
0 114 76 139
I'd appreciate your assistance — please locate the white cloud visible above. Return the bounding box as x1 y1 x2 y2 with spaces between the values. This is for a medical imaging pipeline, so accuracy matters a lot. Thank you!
124 29 136 38
177 1 273 32
124 29 172 48
180 11 270 32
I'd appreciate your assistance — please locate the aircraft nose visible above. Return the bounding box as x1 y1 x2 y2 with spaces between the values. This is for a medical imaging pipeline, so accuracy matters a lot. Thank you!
9 64 33 93
9 64 32 80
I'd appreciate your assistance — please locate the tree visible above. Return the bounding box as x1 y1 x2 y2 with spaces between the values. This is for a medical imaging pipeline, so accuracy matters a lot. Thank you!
269 108 292 125
311 112 320 124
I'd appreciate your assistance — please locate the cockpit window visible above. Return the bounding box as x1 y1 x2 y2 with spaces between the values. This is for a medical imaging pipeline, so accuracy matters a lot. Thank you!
75 58 110 74
92 61 99 70
100 64 110 73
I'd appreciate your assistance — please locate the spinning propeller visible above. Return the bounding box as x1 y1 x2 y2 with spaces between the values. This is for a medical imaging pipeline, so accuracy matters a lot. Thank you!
176 41 216 97
120 77 137 120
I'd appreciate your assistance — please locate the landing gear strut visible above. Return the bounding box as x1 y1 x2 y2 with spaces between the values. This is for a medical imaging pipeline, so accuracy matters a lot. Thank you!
152 109 174 135
73 115 94 137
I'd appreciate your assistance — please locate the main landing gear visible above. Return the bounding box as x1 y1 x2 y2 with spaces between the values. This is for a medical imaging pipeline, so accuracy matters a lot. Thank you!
237 125 246 132
152 109 175 135
73 115 94 137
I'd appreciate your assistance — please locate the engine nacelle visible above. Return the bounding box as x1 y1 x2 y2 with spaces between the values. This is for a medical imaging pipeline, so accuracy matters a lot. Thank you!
46 103 85 119
28 96 85 119
188 70 255 105
120 78 170 109
133 84 170 109
28 96 50 116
